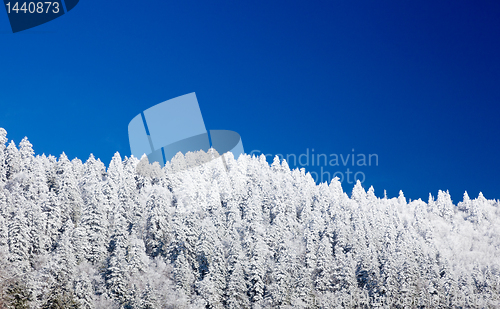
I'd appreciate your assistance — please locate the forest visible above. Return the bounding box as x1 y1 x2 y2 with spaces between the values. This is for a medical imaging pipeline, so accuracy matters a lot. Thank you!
0 128 498 308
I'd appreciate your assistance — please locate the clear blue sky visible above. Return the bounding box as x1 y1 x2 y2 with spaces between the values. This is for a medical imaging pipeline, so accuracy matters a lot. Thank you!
1 1 499 201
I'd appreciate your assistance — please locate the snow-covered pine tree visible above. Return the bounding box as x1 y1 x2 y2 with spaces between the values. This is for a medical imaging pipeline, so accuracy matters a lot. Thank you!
80 155 109 265
105 210 131 305
0 129 499 308
5 141 20 181
224 226 250 309
195 217 227 309
56 152 84 225
144 186 171 258
0 128 8 183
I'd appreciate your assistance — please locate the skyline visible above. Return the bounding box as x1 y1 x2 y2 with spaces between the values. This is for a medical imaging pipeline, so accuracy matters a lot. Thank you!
1 1 499 201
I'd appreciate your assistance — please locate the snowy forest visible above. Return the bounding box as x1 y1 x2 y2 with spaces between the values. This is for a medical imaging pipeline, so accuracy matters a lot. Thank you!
0 128 499 309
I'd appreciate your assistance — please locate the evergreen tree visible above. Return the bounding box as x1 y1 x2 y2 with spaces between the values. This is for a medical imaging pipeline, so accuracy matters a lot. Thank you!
436 190 455 221
56 152 83 225
43 221 78 309
0 128 8 183
5 141 20 181
106 210 130 304
0 129 498 308
144 186 171 258
225 226 250 309
80 156 108 265
195 218 226 309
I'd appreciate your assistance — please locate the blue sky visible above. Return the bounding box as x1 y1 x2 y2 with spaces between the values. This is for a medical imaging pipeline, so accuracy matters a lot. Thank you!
1 1 499 201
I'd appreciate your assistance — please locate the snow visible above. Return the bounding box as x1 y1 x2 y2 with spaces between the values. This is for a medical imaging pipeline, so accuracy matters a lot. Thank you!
0 129 499 308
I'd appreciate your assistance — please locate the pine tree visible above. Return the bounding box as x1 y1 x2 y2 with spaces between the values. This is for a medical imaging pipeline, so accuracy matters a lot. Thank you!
225 226 250 309
469 192 486 224
195 218 227 309
144 186 171 258
173 250 195 298
458 191 471 213
72 262 98 309
245 228 269 304
43 221 78 309
80 156 108 265
351 180 367 203
5 141 21 181
7 203 30 267
127 234 148 275
106 210 130 304
0 128 8 183
436 190 455 221
0 131 499 307
18 137 34 175
315 233 334 294
56 152 83 225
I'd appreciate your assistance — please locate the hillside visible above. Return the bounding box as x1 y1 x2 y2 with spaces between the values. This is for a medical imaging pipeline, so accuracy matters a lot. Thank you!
0 128 499 308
